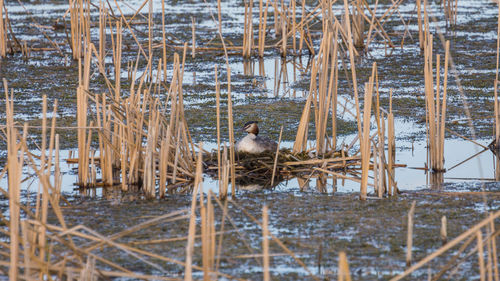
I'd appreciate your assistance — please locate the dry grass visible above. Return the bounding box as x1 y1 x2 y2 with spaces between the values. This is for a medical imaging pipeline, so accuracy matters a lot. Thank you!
0 0 498 279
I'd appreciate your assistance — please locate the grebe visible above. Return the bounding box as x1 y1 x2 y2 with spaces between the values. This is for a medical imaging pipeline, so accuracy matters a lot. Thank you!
236 121 277 153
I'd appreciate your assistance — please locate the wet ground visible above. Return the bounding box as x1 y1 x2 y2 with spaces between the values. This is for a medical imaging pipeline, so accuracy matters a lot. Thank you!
34 183 497 280
0 0 499 279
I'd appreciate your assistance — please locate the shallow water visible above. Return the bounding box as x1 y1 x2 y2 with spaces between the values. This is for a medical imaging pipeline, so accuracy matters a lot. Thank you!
0 0 500 279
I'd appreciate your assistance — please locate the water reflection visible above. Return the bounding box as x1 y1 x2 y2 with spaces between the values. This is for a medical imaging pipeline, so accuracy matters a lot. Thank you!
428 172 444 189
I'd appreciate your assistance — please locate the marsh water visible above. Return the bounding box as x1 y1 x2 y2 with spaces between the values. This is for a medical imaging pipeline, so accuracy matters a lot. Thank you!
0 0 499 279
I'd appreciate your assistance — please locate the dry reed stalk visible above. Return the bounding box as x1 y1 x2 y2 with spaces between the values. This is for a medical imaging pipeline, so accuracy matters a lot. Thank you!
0 0 6 58
262 205 271 281
220 144 229 200
343 0 362 143
215 66 222 185
338 251 352 281
38 96 54 270
496 81 500 148
388 89 395 196
271 126 283 186
201 193 216 280
379 112 387 196
191 17 196 58
159 128 171 197
201 200 208 279
184 147 203 281
488 214 499 281
424 36 449 172
477 231 486 281
5 79 24 281
496 4 500 149
273 0 280 36
312 27 335 155
363 0 379 52
291 0 296 54
281 16 287 57
21 220 32 279
423 0 429 45
143 102 160 198
351 1 365 48
417 0 423 50
70 0 91 60
292 60 316 153
113 20 123 101
406 201 416 267
441 216 447 245
208 192 216 279
77 45 92 186
360 64 375 200
372 139 379 195
243 0 254 58
90 150 96 185
258 0 270 57
227 67 236 197
148 0 153 57
298 0 305 53
98 0 107 66
159 0 166 80
54 134 61 202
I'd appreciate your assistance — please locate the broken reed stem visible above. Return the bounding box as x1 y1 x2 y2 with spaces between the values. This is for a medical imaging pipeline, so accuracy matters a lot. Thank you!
406 201 416 267
262 205 270 281
441 216 447 245
338 251 352 281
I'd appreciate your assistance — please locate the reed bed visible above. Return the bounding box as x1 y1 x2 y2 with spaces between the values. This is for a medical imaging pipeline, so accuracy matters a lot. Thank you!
0 0 499 279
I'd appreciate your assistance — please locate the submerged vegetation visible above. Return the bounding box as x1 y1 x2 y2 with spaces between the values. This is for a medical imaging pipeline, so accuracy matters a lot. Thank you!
0 0 498 279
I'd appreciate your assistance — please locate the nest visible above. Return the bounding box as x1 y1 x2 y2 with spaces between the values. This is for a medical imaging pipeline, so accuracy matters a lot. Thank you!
204 149 355 189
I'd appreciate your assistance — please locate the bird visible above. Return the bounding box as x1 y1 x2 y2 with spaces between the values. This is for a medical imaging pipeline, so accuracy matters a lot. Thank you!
236 121 278 153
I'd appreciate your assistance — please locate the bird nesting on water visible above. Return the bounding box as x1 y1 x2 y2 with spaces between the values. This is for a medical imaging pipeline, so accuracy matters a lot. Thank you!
236 121 277 153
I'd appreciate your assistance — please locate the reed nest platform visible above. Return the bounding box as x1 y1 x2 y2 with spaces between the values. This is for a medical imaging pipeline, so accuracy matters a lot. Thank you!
203 149 358 188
